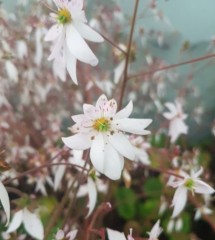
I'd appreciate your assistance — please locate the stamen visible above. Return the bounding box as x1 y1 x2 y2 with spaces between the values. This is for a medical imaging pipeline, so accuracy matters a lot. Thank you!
57 8 71 24
93 117 110 132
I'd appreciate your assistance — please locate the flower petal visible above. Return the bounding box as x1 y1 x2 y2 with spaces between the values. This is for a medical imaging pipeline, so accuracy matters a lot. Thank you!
86 177 97 218
113 118 152 135
164 102 177 116
114 60 125 84
73 22 104 42
108 132 135 160
148 220 163 239
90 134 105 174
96 94 108 110
194 179 215 194
66 24 98 66
48 32 64 61
107 228 127 240
172 186 187 218
114 101 133 120
103 143 123 180
54 164 66 191
23 208 44 240
69 0 83 10
66 229 78 240
44 24 63 42
65 46 78 84
6 210 23 233
62 134 91 150
0 180 10 226
104 99 117 118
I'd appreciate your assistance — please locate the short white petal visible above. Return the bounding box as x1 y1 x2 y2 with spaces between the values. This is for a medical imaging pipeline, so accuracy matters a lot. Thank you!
73 22 104 42
194 180 215 194
66 25 98 66
62 134 91 150
90 134 105 174
44 24 62 42
65 46 78 84
172 186 187 218
86 177 97 218
114 101 133 120
107 228 127 240
96 94 108 110
0 181 10 225
113 118 152 135
103 143 123 180
69 0 83 10
104 99 117 118
54 164 66 191
6 210 23 233
108 132 135 160
23 209 44 240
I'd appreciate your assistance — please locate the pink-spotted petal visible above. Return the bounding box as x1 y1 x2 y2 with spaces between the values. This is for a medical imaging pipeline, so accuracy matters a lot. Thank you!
104 99 117 118
96 94 108 110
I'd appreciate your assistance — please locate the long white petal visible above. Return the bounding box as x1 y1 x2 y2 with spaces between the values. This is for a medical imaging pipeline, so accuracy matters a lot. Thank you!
107 228 127 240
62 134 91 150
114 60 125 84
148 220 163 239
66 24 98 66
6 210 23 233
54 164 66 191
108 132 135 160
194 180 215 194
172 186 187 218
86 177 97 218
113 118 152 135
90 134 105 174
73 22 104 42
0 181 10 225
114 101 133 120
104 143 123 180
65 46 78 84
23 209 44 240
48 32 64 61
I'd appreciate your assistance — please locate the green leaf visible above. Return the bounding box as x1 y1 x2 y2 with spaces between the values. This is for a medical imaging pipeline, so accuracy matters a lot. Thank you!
143 177 163 197
138 199 159 219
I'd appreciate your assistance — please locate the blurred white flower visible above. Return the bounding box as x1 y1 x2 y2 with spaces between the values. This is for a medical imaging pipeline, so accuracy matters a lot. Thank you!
7 208 44 240
147 220 163 240
45 0 104 84
55 229 78 240
107 228 134 240
163 101 188 143
0 180 10 226
5 60 18 83
16 40 28 60
62 94 152 180
168 167 215 218
194 206 213 221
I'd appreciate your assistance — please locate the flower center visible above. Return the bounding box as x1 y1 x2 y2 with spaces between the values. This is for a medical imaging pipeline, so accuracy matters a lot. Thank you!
57 8 71 24
93 117 110 132
184 178 194 190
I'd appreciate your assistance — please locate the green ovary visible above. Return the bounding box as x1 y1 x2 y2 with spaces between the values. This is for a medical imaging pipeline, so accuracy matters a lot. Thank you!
184 178 194 190
57 8 71 24
93 117 110 132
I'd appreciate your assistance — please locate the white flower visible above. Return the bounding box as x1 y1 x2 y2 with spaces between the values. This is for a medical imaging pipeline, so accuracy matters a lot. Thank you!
55 229 78 240
163 101 188 143
147 220 163 240
0 180 10 226
107 228 134 240
7 208 44 240
62 94 152 180
168 167 215 218
194 206 213 221
129 136 151 165
45 0 104 84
